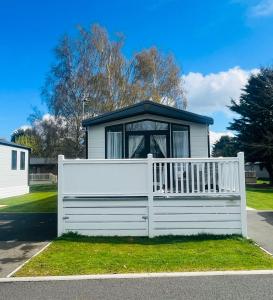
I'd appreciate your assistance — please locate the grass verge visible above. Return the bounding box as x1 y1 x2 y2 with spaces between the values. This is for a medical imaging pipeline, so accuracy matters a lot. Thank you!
247 185 273 210
0 184 57 213
15 233 273 276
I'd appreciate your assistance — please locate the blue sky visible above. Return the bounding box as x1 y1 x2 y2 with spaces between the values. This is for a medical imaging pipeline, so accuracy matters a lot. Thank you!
1 0 273 141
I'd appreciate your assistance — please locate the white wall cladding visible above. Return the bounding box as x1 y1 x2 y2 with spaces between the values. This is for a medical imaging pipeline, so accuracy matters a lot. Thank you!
58 154 247 237
0 144 29 199
87 113 209 159
153 197 242 236
61 196 241 237
63 197 148 236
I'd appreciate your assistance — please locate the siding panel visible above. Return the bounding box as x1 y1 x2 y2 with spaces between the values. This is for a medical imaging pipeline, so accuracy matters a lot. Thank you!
62 198 149 236
60 196 242 237
153 197 242 236
0 145 29 199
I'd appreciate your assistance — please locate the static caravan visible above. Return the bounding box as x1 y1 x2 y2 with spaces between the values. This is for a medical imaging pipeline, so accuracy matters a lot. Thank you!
57 101 247 238
82 100 213 159
0 140 30 199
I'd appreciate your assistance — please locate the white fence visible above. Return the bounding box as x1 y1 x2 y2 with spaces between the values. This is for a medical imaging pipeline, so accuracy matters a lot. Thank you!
29 173 57 184
58 153 247 237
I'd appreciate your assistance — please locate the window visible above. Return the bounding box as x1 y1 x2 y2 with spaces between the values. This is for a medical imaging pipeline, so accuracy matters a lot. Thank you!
106 125 123 158
20 151 26 170
11 150 17 170
105 120 190 159
126 120 168 131
172 124 189 158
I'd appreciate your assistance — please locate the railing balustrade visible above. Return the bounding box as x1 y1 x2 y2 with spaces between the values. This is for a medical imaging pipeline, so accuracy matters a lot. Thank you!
152 158 240 196
29 173 57 183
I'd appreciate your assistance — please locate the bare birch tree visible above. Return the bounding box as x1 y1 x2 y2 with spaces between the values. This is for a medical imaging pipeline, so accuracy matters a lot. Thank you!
41 24 186 158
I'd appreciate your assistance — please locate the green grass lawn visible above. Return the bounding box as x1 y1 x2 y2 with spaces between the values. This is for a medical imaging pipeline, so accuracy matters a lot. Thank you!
0 184 57 213
15 234 273 276
246 184 273 210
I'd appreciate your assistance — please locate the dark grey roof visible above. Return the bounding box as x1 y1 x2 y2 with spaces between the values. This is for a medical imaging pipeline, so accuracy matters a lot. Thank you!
82 100 213 127
30 158 57 165
0 140 31 151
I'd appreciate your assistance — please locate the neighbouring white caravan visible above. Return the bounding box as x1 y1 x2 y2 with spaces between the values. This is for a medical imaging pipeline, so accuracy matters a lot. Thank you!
0 140 30 199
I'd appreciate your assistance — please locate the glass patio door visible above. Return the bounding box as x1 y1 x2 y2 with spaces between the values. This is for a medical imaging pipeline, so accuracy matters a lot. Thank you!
127 133 167 158
150 134 167 158
128 135 146 158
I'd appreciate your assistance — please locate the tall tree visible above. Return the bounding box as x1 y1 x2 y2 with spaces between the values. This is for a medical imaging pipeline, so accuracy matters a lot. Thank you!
12 116 75 158
133 47 186 108
41 24 185 158
228 67 273 184
12 128 42 157
212 136 240 157
11 128 31 142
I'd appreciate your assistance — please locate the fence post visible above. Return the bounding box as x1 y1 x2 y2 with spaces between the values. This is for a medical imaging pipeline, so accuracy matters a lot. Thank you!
58 155 64 237
147 154 154 238
238 152 247 237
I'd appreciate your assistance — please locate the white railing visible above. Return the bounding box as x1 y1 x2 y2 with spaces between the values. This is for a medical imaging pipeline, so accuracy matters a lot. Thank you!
29 173 57 183
152 158 240 196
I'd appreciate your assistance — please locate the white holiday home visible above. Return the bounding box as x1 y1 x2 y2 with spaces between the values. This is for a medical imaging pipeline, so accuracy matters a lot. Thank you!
83 101 212 159
58 101 247 238
0 140 30 199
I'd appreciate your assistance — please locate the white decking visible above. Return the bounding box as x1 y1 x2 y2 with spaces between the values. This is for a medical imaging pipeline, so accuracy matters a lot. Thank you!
57 153 247 237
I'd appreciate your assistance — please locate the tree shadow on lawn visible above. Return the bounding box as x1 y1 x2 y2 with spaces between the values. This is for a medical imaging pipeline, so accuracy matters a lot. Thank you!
247 187 273 194
30 184 57 193
0 195 57 213
58 232 245 246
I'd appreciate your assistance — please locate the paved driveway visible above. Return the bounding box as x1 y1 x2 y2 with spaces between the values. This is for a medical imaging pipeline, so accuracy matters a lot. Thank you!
0 213 57 277
247 210 273 254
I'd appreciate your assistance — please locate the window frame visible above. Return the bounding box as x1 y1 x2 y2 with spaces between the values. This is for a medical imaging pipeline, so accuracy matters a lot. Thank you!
104 118 191 159
125 119 169 131
105 124 124 159
11 150 17 170
20 151 26 170
170 123 191 158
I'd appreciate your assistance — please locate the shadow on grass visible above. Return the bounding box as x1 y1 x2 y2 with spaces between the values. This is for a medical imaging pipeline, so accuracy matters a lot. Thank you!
58 232 245 246
0 195 57 213
247 187 273 193
30 184 57 193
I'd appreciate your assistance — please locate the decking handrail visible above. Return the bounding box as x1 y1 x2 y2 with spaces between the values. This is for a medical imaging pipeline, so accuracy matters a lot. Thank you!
152 157 240 196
